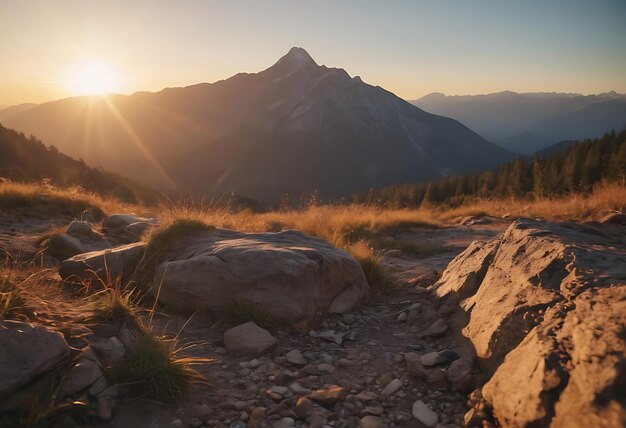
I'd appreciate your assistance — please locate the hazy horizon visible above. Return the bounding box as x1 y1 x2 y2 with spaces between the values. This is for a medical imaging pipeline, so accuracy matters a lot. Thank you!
1 0 625 106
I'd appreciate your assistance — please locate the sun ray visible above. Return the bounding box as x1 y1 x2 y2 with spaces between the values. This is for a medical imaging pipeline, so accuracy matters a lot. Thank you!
101 96 178 190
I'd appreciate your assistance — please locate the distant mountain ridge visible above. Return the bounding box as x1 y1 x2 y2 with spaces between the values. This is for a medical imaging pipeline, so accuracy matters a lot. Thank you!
1 47 513 203
412 91 626 154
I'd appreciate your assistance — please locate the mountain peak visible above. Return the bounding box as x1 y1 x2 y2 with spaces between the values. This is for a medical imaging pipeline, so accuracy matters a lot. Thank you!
269 47 318 75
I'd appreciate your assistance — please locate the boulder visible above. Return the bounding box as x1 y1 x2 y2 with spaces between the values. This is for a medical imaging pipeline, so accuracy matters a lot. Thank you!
0 321 70 397
223 322 278 355
59 242 146 283
436 219 626 427
103 214 157 244
151 229 368 322
40 221 111 259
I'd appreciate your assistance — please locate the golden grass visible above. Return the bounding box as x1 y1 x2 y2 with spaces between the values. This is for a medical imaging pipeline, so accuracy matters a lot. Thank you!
434 181 626 223
0 180 137 219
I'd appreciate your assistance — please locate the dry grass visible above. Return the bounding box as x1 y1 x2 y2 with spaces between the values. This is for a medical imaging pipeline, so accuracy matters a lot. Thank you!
0 180 138 220
434 182 626 223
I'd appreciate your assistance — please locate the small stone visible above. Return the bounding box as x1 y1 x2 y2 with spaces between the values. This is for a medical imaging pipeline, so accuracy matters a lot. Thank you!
396 312 408 322
355 391 378 401
359 415 384 428
381 378 403 395
285 350 307 366
308 385 347 406
317 363 335 374
361 401 384 416
63 358 103 396
294 396 314 419
273 417 295 428
215 346 227 354
412 400 438 427
307 412 326 428
248 358 262 369
404 352 427 379
289 382 312 395
420 350 458 367
422 318 448 337
223 322 278 355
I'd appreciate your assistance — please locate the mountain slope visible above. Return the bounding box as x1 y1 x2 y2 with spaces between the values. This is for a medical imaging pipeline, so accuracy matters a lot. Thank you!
2 47 513 202
412 91 626 154
0 124 153 203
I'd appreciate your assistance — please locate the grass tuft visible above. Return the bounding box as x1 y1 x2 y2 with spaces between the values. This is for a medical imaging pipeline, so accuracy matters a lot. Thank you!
138 218 215 288
346 241 395 295
224 298 274 329
0 276 31 320
106 323 206 400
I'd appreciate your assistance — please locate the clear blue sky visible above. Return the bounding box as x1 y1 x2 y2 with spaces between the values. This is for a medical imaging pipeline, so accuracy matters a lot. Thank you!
1 0 625 105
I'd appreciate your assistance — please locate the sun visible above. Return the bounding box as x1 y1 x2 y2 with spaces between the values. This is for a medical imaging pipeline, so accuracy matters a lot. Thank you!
63 60 127 96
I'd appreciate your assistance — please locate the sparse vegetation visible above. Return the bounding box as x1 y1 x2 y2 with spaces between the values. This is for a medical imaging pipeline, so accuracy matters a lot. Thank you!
224 298 274 329
105 321 206 400
345 241 395 295
138 218 215 288
0 275 30 320
91 285 138 323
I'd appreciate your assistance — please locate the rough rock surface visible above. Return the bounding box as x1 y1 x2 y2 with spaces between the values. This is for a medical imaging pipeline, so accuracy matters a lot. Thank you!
103 214 157 244
0 321 70 397
151 229 368 322
59 242 146 282
435 219 626 427
41 221 111 259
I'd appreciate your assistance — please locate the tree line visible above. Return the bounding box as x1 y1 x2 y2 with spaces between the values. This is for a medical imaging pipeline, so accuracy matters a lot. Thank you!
351 130 626 208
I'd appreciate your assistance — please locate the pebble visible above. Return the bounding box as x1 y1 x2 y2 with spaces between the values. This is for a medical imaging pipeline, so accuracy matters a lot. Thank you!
360 415 384 428
381 378 403 395
318 363 336 374
412 400 439 427
285 349 308 366
308 385 347 406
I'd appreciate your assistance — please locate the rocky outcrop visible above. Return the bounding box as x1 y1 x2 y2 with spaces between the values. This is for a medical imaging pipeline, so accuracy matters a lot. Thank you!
59 242 146 283
103 214 157 244
434 219 626 427
151 229 368 322
40 221 111 259
0 321 70 397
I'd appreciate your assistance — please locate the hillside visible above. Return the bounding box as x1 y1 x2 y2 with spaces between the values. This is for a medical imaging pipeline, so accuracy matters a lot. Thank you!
357 130 626 207
412 91 626 154
0 124 154 203
1 48 513 203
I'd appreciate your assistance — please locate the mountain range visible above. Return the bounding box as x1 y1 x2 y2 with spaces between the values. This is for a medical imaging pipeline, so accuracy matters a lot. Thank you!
0 48 512 203
412 91 626 154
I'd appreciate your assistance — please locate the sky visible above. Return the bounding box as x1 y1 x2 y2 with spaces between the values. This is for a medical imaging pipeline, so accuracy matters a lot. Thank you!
1 0 625 106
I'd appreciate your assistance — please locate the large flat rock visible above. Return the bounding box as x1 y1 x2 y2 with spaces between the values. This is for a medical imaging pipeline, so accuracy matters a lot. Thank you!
0 321 70 397
59 242 146 283
151 228 368 323
435 219 626 427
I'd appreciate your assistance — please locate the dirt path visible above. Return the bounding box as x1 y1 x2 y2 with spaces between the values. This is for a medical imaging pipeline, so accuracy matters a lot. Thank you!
106 220 508 428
